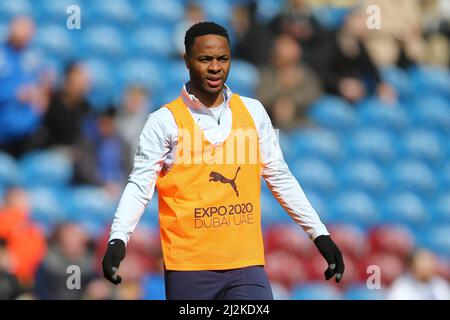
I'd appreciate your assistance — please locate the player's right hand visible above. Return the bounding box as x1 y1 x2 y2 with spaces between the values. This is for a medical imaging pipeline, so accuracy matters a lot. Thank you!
102 239 126 285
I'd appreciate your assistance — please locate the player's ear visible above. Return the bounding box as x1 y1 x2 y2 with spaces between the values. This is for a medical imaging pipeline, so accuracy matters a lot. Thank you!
184 53 190 70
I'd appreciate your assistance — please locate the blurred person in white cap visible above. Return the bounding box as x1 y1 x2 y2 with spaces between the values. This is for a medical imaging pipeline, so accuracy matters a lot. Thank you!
387 248 450 300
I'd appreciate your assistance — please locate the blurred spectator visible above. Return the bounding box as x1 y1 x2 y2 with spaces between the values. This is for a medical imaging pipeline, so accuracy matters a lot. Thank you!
73 108 131 196
116 86 151 163
387 249 450 300
358 0 426 68
0 238 23 299
174 2 206 57
419 0 450 67
316 12 396 103
270 0 331 71
37 62 92 149
257 34 322 127
83 278 115 300
34 223 96 300
231 1 274 67
0 187 46 287
269 95 304 132
114 252 145 300
0 16 50 157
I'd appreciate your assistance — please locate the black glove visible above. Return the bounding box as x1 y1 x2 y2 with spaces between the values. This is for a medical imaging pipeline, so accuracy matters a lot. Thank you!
102 239 126 285
314 235 345 283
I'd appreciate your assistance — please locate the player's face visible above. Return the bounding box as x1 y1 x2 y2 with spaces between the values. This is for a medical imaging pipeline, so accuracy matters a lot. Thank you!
185 34 231 96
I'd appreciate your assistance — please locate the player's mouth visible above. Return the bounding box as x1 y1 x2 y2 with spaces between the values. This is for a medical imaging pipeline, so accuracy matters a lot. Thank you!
205 77 222 87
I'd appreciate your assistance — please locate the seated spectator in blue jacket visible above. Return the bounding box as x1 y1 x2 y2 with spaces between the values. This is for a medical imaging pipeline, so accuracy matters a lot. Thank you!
0 16 50 157
73 108 131 197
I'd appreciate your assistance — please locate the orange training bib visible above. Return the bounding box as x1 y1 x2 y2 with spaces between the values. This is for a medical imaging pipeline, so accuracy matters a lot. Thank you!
156 94 264 270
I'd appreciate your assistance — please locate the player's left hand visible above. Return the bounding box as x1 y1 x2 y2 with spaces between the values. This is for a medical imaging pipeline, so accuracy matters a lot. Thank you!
102 239 126 285
313 235 345 283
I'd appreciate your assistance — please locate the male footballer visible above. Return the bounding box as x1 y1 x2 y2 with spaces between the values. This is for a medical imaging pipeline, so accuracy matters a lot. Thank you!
102 22 344 300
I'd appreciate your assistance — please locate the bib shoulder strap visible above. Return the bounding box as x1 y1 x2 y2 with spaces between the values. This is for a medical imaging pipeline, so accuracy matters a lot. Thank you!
229 93 258 131
164 96 194 131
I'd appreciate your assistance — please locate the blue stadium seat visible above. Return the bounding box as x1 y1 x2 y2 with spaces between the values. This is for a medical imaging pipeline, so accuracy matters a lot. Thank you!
81 25 127 60
290 128 342 164
29 186 66 231
141 192 160 229
260 187 288 226
420 225 450 257
309 95 357 133
389 160 436 196
346 127 396 166
0 152 21 187
157 87 185 109
0 23 8 42
118 58 163 93
226 60 260 97
400 129 444 165
434 193 450 224
79 218 107 240
141 273 166 300
358 98 410 133
86 0 135 26
382 192 429 229
409 65 450 98
410 95 450 134
380 66 412 100
20 150 73 187
138 0 184 26
293 158 337 195
130 25 175 58
0 0 32 20
65 186 116 223
277 131 294 164
303 191 333 224
196 0 232 26
33 24 73 59
338 159 386 195
84 58 118 110
344 285 386 300
332 191 380 227
34 0 82 23
290 283 342 300
440 162 450 191
254 0 283 23
41 54 66 84
166 60 190 89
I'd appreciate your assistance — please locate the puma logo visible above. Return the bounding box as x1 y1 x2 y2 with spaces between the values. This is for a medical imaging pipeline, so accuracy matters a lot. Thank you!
209 167 241 197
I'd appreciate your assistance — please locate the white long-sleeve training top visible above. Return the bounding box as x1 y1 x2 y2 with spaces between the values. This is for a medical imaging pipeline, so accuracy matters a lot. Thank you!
109 82 329 244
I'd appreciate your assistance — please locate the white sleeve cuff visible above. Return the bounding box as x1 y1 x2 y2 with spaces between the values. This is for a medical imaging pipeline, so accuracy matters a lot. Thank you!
308 225 330 241
108 231 130 246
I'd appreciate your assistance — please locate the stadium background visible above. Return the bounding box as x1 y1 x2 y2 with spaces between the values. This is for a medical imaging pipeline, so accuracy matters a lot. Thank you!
0 0 450 300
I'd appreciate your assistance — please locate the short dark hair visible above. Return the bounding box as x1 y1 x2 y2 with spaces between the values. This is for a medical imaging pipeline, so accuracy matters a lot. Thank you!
63 61 82 78
184 21 230 56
